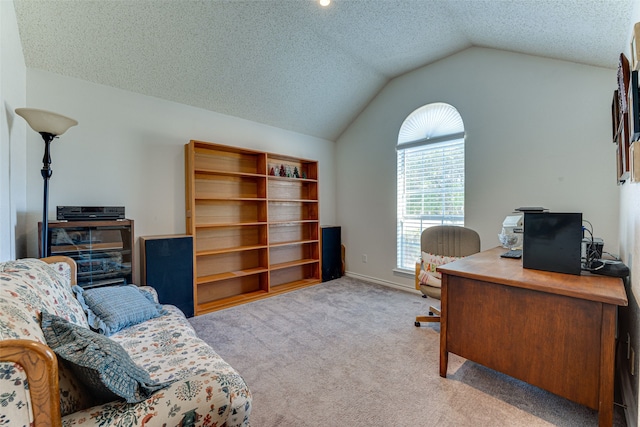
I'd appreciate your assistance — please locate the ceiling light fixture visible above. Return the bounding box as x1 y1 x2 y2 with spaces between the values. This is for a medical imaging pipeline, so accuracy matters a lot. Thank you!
319 0 330 7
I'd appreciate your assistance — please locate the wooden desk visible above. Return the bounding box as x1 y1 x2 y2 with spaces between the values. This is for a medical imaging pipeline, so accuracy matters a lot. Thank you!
438 247 628 427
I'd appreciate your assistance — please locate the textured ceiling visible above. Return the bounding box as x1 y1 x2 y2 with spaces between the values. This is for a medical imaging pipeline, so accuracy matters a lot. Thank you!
13 0 636 141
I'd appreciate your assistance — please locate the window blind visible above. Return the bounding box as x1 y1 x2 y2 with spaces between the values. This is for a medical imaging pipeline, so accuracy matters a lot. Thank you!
396 138 465 270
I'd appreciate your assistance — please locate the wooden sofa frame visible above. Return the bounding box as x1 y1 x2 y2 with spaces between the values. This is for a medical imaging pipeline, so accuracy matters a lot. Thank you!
0 256 77 427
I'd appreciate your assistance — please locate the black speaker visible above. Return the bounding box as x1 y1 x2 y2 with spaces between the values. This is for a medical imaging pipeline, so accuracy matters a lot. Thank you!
321 226 341 282
140 235 194 318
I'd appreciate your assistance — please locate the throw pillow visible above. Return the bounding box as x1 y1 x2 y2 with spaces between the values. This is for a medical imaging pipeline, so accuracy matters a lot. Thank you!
41 311 167 403
419 251 461 288
73 285 168 336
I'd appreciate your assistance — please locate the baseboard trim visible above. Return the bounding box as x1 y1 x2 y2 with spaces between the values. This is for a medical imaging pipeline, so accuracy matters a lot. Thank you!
344 271 420 295
617 339 638 427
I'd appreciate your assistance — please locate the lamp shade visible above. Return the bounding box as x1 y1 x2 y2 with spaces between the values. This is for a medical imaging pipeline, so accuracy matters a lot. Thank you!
15 108 78 136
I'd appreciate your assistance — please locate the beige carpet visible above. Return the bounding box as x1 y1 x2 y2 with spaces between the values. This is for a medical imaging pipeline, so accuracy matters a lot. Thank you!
189 276 626 426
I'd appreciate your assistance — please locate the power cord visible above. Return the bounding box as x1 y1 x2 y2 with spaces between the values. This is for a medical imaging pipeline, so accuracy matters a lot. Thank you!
581 220 628 277
582 220 603 271
602 251 621 261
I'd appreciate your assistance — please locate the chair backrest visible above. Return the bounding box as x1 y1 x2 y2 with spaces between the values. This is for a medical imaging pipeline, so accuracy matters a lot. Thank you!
421 225 481 258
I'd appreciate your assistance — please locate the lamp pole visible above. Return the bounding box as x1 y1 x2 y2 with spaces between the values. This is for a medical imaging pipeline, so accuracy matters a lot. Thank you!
14 108 78 258
39 132 56 257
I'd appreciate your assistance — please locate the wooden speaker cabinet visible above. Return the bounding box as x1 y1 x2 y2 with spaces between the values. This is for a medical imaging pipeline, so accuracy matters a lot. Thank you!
140 235 194 318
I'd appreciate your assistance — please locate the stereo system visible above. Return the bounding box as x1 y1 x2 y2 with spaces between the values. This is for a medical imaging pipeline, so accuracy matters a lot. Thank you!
57 206 125 221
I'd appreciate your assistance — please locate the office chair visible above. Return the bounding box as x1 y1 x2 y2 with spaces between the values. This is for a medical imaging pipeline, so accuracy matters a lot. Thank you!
414 225 480 326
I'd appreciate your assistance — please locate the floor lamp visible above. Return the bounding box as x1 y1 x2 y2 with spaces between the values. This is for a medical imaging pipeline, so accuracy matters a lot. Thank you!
15 108 78 257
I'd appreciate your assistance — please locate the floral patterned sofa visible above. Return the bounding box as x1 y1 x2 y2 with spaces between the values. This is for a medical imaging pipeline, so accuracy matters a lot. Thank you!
0 256 251 427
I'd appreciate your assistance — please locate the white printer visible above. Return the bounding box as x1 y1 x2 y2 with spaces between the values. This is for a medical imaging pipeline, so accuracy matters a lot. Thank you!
500 214 523 248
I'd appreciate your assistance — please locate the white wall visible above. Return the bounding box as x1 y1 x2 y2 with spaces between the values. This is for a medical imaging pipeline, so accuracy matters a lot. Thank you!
336 47 618 289
22 70 337 281
620 176 640 427
0 0 27 261
617 5 640 427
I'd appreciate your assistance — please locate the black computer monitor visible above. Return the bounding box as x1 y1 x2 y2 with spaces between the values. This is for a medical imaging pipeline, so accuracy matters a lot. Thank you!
523 212 583 275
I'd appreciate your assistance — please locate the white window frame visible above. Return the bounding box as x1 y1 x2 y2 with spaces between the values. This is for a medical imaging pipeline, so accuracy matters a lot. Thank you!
396 103 465 272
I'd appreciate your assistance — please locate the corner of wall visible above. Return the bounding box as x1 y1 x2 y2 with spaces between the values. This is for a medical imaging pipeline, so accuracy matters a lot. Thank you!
0 0 27 261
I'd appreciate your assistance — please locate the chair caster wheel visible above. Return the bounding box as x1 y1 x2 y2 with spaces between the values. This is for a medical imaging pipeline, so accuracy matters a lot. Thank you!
422 294 427 298
415 321 421 327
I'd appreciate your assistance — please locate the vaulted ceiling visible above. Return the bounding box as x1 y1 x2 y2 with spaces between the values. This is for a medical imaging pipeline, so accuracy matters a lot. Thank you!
13 0 636 141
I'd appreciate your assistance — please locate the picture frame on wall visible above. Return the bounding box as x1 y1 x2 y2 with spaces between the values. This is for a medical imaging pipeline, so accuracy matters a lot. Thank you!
613 90 620 142
615 53 632 184
618 139 629 184
618 113 631 184
632 23 640 71
618 53 630 114
630 70 640 141
631 141 640 182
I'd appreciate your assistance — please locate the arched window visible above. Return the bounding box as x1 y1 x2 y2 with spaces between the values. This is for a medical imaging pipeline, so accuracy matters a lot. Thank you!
396 102 465 271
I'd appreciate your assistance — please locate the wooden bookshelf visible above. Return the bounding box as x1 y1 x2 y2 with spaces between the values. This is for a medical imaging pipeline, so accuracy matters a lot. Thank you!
185 140 321 315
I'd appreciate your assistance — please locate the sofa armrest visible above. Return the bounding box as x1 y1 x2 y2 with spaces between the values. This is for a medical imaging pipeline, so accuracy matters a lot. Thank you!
0 339 61 427
41 256 77 286
61 370 250 427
